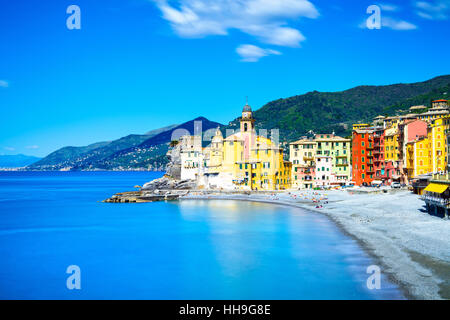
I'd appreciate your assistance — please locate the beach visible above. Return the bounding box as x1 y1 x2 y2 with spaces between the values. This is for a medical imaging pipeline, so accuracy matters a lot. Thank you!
182 189 450 300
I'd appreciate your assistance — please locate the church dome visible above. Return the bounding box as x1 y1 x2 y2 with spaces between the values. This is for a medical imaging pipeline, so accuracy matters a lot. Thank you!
243 104 252 112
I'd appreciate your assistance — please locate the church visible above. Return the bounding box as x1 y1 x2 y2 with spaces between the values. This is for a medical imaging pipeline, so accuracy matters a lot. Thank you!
180 103 292 190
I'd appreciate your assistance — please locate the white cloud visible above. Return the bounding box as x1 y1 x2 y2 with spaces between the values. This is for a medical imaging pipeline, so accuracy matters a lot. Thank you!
382 17 418 30
415 1 450 20
26 145 39 149
358 15 417 30
4 147 15 151
236 44 281 62
379 3 399 12
0 80 9 88
154 0 319 49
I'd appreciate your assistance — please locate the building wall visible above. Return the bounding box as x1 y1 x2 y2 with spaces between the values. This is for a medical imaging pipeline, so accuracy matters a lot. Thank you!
429 117 448 172
289 140 316 189
315 156 334 186
352 131 374 185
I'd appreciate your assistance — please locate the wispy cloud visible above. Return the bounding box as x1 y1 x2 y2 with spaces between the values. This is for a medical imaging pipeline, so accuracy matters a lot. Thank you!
153 0 319 60
26 145 40 150
382 17 418 30
236 44 281 62
415 0 450 20
4 147 15 151
0 80 9 88
378 3 399 12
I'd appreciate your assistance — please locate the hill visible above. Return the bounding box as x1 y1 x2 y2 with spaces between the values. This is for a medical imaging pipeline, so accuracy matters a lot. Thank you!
29 118 221 170
90 117 223 170
223 75 450 141
0 154 41 168
29 124 178 170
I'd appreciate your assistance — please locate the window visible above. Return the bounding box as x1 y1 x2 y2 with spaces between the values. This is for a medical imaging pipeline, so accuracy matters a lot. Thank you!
362 157 365 163
361 141 365 147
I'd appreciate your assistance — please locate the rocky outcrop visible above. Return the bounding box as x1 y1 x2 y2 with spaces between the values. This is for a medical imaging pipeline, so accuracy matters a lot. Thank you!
103 141 196 203
142 176 196 191
165 143 181 179
103 189 189 203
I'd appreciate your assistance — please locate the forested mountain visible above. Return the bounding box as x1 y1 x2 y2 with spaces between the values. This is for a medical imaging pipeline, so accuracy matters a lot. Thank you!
223 75 450 141
29 118 221 170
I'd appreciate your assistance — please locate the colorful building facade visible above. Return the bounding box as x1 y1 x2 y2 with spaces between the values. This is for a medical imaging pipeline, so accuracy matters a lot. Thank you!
180 104 291 190
352 129 374 185
289 134 351 189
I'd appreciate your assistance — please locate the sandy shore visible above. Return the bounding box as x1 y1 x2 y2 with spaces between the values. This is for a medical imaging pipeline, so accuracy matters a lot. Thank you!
182 189 450 300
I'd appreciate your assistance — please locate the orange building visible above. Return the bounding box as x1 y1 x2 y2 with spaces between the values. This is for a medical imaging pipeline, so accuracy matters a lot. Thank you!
352 129 375 186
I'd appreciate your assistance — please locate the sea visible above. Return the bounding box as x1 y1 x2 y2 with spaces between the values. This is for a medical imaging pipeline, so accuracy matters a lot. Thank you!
0 171 404 299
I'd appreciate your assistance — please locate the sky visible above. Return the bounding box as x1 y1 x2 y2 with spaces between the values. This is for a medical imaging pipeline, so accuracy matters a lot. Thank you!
0 0 449 157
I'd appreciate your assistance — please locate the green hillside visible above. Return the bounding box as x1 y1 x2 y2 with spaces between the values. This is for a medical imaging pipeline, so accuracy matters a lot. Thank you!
29 124 178 170
223 75 450 142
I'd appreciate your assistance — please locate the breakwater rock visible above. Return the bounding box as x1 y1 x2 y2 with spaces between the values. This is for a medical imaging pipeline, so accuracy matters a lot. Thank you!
103 189 190 203
103 175 196 203
142 176 196 191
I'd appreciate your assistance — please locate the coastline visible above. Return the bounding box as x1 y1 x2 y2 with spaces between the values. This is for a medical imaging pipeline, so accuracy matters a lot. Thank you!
181 190 450 300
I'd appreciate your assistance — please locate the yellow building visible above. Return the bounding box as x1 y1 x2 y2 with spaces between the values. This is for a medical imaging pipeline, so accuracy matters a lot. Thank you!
181 104 291 190
352 123 370 130
417 99 449 122
289 139 316 189
384 126 400 161
406 137 432 178
383 116 401 129
428 116 448 172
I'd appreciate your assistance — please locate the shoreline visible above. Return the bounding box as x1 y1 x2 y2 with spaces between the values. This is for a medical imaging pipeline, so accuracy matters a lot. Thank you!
181 191 450 300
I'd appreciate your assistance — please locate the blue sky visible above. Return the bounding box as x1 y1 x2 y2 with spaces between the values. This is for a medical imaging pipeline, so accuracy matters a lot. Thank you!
0 0 449 157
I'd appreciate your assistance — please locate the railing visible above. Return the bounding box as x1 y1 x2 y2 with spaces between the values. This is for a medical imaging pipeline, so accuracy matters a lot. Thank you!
421 195 450 206
432 173 450 181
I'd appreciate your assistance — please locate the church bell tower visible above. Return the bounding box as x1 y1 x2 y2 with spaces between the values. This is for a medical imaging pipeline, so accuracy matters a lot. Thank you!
240 103 255 133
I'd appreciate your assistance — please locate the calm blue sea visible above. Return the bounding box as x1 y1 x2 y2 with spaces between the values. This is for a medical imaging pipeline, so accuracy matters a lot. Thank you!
0 171 404 299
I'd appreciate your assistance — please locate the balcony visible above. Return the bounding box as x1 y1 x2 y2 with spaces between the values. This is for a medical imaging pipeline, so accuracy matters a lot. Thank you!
336 163 349 166
335 154 347 158
303 156 314 161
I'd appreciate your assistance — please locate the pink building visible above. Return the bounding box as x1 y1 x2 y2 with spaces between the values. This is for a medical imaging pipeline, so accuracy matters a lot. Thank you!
315 156 334 187
399 119 428 183
294 166 316 189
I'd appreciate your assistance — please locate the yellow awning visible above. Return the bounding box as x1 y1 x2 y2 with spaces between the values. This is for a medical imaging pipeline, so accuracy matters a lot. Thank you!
424 183 449 194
